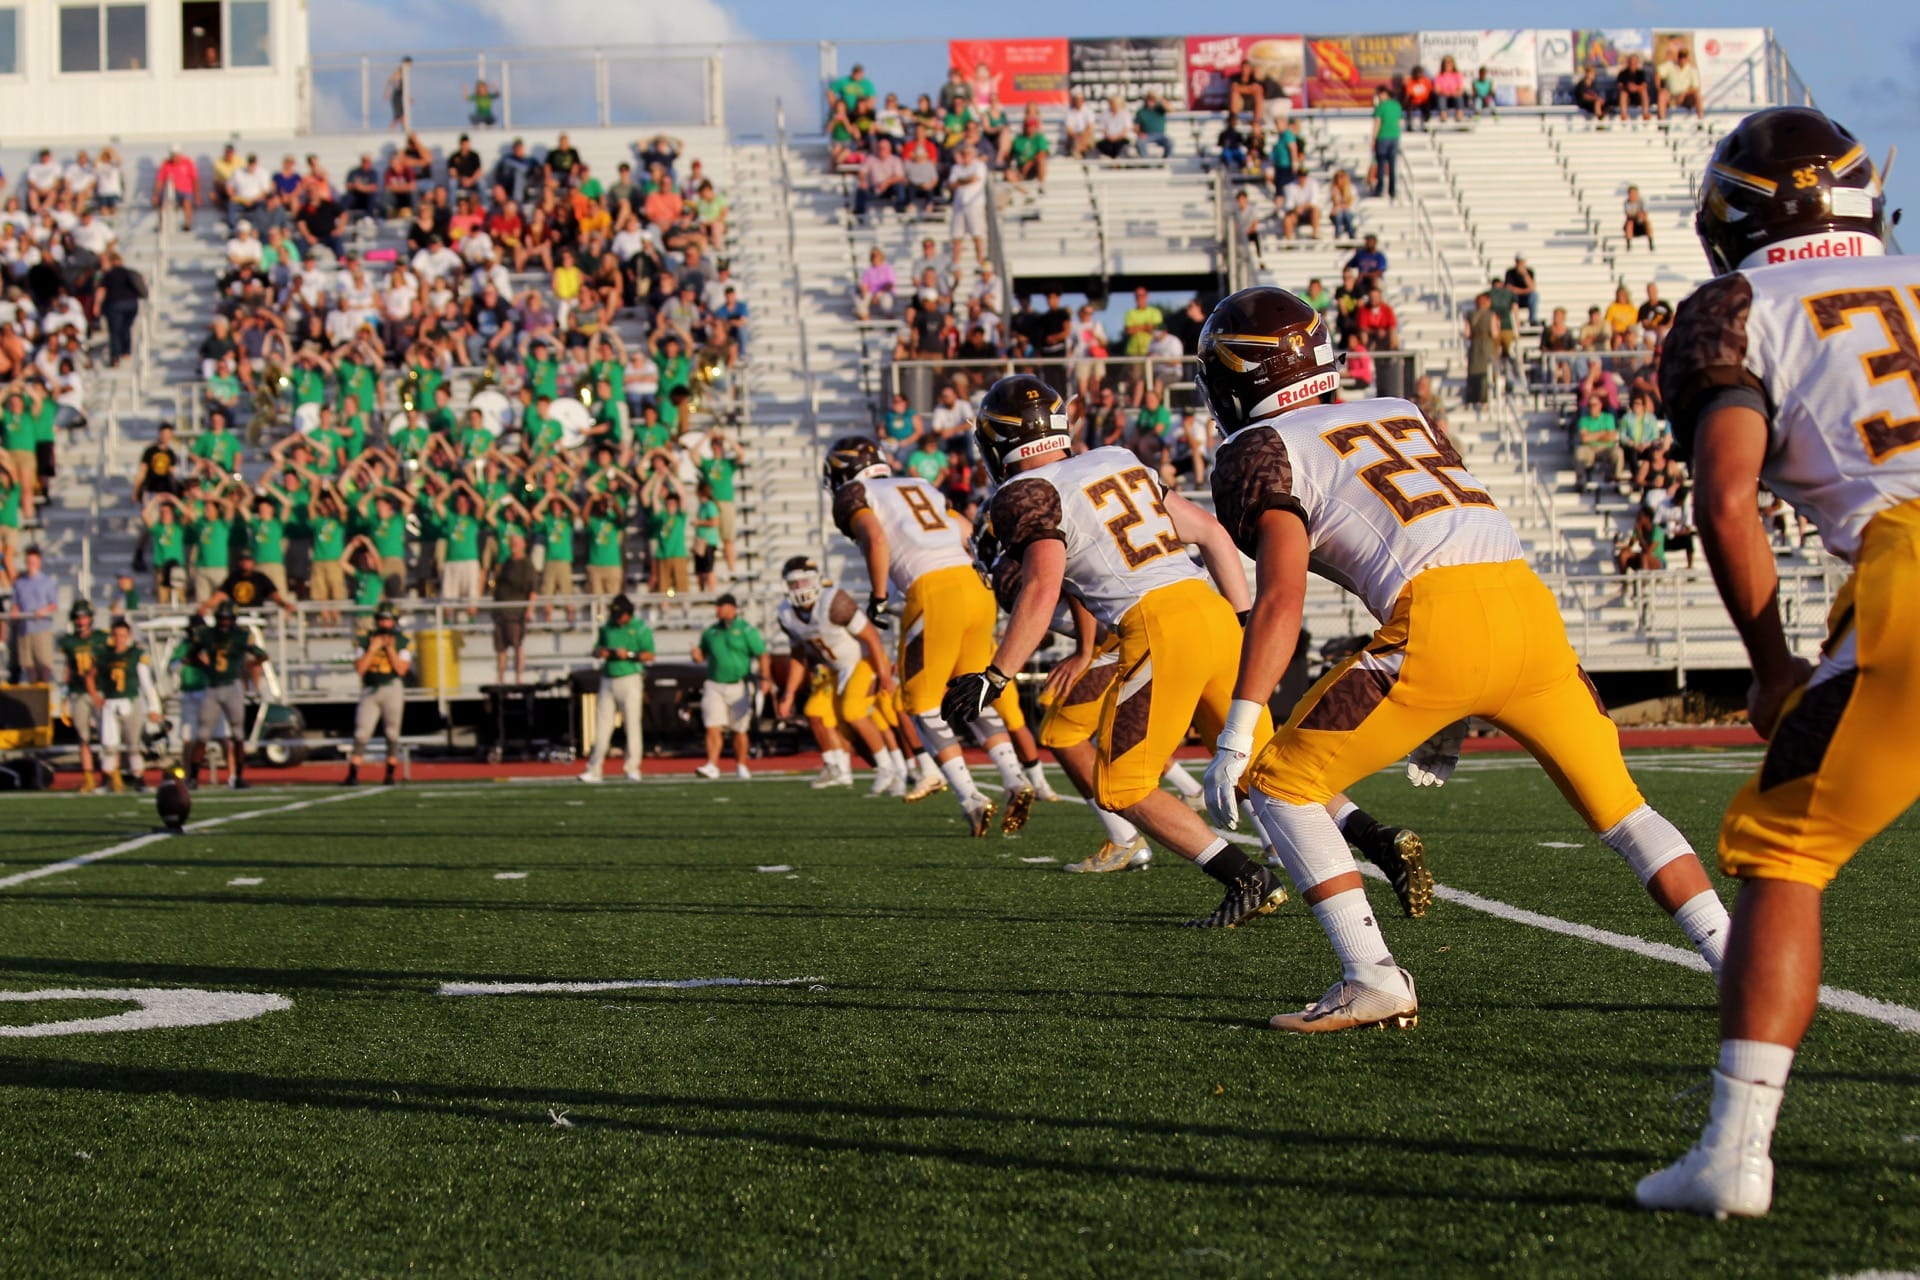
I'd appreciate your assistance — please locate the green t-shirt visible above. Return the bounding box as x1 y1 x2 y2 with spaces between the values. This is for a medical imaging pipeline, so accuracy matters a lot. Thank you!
31 398 56 445
151 519 186 567
538 512 576 564
208 372 243 408
905 448 945 485
357 629 410 687
337 360 378 415
59 631 107 694
1134 104 1167 136
369 509 409 559
1011 131 1049 164
457 425 493 461
655 352 691 395
0 409 31 451
577 176 604 200
1578 411 1619 442
633 421 671 453
585 514 624 567
1138 403 1171 437
597 619 656 678
525 356 560 400
248 514 287 566
191 514 234 570
309 509 348 561
193 430 242 473
883 409 916 443
526 417 565 458
444 511 482 563
171 638 207 692
390 423 430 462
306 425 346 474
291 366 328 407
352 569 385 610
1373 97 1404 141
408 366 444 410
694 499 721 547
696 620 766 683
590 358 626 405
0 474 21 529
830 73 874 109
699 455 738 502
649 508 689 559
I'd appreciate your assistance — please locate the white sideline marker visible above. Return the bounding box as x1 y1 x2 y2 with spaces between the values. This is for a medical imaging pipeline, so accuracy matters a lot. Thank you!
439 976 825 997
0 789 375 891
0 987 290 1037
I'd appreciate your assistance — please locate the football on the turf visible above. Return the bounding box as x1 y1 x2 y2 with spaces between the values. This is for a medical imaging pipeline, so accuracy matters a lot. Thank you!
156 772 191 832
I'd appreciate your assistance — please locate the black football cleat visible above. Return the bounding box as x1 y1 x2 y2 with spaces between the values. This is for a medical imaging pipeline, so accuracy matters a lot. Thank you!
1185 867 1288 929
1354 825 1433 919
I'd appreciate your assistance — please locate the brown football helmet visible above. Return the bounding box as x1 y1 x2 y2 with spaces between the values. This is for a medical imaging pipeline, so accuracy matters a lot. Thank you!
1196 287 1340 437
1696 107 1889 276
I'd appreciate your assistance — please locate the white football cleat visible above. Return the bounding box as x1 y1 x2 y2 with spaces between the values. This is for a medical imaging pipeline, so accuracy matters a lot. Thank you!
867 765 897 797
1636 1071 1780 1218
1063 835 1151 874
885 769 908 798
578 770 603 785
810 765 853 790
623 768 642 782
735 763 752 780
694 762 721 780
903 771 948 803
1270 969 1419 1033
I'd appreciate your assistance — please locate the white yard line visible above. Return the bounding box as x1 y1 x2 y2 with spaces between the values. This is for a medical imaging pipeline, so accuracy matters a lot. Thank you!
0 789 375 891
439 976 825 996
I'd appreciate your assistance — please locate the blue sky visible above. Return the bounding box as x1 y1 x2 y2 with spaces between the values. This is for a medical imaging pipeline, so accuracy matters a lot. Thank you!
316 0 1920 228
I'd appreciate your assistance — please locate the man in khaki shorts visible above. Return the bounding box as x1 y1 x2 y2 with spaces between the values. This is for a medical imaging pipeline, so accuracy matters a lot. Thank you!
343 602 411 787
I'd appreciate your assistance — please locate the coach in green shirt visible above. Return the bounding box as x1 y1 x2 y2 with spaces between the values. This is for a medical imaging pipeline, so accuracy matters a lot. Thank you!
692 594 771 780
1371 85 1404 199
581 593 656 783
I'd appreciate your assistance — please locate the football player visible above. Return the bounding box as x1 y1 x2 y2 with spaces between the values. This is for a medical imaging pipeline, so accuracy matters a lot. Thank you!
980 522 1433 902
187 600 267 789
56 600 106 792
1195 286 1730 1029
826 436 1034 836
774 555 910 795
97 616 161 792
1637 108 1913 1218
344 603 412 787
945 375 1285 928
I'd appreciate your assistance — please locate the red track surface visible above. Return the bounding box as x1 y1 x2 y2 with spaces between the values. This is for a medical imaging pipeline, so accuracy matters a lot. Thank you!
37 725 1764 791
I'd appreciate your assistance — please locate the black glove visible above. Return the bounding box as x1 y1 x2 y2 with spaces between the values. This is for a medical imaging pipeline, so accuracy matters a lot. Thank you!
867 594 893 630
941 665 1009 739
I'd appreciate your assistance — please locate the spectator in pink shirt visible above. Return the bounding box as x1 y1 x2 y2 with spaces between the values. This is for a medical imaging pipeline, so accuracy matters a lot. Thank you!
853 247 897 321
853 138 906 223
1433 56 1466 124
152 146 200 229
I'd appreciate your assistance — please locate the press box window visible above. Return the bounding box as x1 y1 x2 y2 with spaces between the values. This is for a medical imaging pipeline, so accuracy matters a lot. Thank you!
182 0 268 71
59 3 147 73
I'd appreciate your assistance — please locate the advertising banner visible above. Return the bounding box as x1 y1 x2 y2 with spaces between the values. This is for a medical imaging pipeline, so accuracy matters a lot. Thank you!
1067 37 1185 105
1534 28 1574 105
1691 28 1767 107
1573 28 1652 72
1306 32 1418 108
1183 34 1306 111
948 38 1069 108
1417 30 1539 106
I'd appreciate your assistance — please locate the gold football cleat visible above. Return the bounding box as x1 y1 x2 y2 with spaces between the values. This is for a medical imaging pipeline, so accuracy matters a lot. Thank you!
1063 835 1151 874
1000 785 1036 835
964 797 997 837
903 772 949 803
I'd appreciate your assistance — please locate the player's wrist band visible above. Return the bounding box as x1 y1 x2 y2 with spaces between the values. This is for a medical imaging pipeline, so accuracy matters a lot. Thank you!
1222 698 1265 744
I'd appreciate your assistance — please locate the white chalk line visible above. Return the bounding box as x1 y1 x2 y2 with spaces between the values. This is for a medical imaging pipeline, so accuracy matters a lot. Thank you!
1049 793 1920 1037
0 788 375 891
438 976 825 997
0 988 290 1037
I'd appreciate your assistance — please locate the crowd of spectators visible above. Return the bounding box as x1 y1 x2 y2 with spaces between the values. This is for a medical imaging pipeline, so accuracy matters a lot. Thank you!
131 131 753 636
1571 45 1705 124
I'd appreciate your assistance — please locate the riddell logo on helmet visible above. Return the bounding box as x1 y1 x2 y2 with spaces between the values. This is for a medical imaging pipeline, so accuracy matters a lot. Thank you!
1764 234 1873 265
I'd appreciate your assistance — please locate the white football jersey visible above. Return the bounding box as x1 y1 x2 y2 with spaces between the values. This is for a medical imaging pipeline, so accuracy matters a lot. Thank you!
832 475 973 597
776 589 869 690
1211 397 1525 622
1662 251 1920 562
988 447 1208 628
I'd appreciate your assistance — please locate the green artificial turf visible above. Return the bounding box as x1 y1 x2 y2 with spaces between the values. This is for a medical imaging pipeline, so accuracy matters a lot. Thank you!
0 753 1915 1277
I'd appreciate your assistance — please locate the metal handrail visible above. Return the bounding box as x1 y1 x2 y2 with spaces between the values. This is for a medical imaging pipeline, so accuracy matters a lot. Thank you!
773 101 828 563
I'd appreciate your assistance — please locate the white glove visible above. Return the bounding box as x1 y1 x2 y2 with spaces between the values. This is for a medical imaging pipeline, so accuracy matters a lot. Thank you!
1406 719 1468 788
1203 698 1265 829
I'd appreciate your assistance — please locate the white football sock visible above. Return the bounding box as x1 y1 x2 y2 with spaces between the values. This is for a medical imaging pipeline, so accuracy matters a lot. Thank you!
940 756 983 802
987 741 1026 790
1160 760 1203 798
1600 803 1693 885
1192 836 1228 867
1674 889 1732 977
1720 1039 1795 1089
1329 798 1359 827
1311 888 1401 988
1095 806 1139 844
888 748 910 776
1247 792 1362 893
915 752 940 783
1024 761 1051 793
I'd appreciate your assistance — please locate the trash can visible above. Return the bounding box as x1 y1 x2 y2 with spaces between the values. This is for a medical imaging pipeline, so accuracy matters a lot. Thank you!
415 629 462 692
